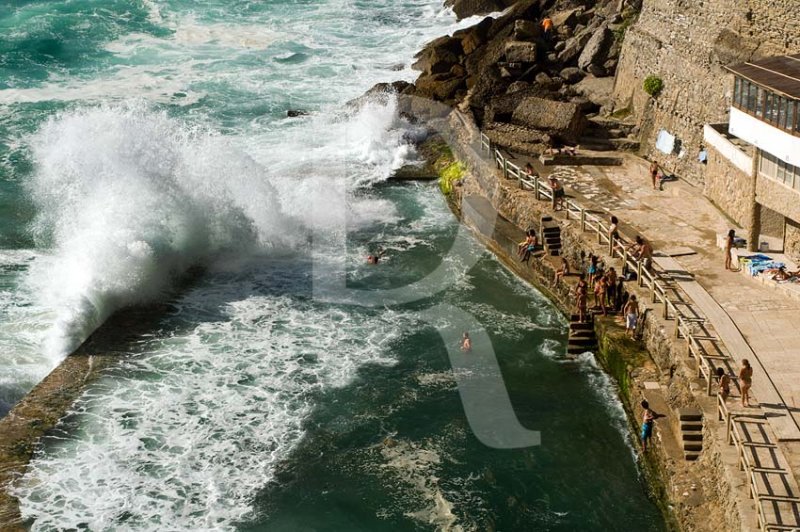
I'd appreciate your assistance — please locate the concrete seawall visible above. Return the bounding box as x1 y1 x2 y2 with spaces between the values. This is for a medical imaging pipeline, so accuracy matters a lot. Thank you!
0 307 166 528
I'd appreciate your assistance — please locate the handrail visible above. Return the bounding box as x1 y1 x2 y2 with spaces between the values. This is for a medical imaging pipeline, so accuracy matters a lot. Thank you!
478 131 791 524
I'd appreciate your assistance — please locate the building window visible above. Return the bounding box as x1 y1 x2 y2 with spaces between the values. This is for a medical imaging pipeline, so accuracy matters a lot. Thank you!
759 151 800 190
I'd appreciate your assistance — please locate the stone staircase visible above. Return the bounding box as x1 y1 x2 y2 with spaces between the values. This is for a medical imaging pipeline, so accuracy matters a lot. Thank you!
677 408 704 461
578 117 640 153
540 216 561 256
567 313 598 356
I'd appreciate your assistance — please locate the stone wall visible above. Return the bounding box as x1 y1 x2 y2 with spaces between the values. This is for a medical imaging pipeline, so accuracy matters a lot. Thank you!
759 204 785 240
613 0 800 187
756 176 800 227
785 219 800 261
704 144 754 229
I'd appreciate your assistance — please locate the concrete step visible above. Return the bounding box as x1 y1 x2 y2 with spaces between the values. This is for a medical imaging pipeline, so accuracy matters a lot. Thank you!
548 249 561 256
682 441 703 452
684 452 701 461
567 345 594 355
569 329 595 338
681 431 703 442
680 421 702 432
677 408 702 422
570 314 593 323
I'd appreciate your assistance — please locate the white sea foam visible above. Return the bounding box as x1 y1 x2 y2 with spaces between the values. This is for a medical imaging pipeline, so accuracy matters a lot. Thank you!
14 267 405 530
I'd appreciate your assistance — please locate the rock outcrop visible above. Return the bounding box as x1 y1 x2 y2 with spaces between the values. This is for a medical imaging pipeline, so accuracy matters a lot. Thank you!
401 0 629 154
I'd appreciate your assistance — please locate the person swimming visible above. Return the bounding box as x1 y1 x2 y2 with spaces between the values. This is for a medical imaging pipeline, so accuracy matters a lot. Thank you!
460 332 472 352
366 247 385 264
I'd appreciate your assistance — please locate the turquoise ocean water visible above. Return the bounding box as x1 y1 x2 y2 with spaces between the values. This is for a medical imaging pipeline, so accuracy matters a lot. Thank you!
0 1 666 529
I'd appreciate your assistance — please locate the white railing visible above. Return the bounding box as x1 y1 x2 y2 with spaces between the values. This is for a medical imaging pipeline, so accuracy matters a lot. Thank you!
479 130 800 531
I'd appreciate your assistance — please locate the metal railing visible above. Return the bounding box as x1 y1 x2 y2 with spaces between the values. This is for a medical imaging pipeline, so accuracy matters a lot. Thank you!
480 131 797 530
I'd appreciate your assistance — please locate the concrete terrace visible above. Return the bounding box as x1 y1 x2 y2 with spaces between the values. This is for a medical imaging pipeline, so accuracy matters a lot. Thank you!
492 145 800 529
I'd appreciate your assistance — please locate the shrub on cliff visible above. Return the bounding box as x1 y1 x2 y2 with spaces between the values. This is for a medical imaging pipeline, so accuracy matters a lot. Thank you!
438 161 466 195
643 75 663 97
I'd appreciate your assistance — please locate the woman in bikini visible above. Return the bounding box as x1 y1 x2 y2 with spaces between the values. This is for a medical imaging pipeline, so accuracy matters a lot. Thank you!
739 359 753 407
725 229 736 271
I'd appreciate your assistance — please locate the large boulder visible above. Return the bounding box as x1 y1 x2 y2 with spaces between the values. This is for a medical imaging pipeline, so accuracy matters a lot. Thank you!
557 26 595 65
412 36 463 75
550 8 581 29
510 96 586 143
504 40 537 63
415 73 466 102
578 26 613 71
445 0 507 20
485 122 551 156
512 19 540 40
560 67 585 84
455 16 494 54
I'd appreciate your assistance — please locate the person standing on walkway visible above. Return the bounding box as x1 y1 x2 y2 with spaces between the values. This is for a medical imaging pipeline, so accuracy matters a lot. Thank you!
739 359 753 407
716 367 731 402
649 160 659 190
624 295 639 338
548 175 565 211
605 267 617 308
725 229 737 271
641 400 656 452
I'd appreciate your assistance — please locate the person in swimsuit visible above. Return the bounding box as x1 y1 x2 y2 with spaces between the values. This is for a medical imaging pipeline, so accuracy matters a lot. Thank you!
517 230 535 258
594 276 607 316
641 400 656 452
605 268 617 308
649 161 659 190
574 274 588 322
716 367 731 402
725 229 736 271
461 332 472 352
624 295 639 338
549 176 565 211
739 359 753 407
553 257 570 287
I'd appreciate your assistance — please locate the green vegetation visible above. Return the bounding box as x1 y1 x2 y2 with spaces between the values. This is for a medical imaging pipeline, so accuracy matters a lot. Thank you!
643 75 664 97
438 161 465 195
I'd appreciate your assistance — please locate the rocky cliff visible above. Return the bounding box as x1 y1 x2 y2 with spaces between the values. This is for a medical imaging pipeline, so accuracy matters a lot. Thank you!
385 0 640 156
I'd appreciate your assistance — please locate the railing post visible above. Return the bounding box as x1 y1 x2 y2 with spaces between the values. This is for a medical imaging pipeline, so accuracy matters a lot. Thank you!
580 209 586 232
608 234 614 255
674 316 681 338
565 203 571 220
534 178 540 200
597 229 602 244
503 158 508 178
651 280 657 303
637 260 644 287
663 298 669 319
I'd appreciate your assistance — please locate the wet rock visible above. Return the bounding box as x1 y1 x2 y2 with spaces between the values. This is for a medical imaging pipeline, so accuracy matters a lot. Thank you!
286 109 308 117
484 121 551 156
554 40 566 52
578 25 614 71
445 0 507 20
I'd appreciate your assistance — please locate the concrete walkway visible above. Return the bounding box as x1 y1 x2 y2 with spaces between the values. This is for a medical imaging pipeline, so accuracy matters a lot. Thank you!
520 151 800 470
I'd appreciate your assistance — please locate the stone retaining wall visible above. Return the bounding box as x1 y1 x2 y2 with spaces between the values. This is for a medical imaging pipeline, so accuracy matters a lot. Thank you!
448 110 746 531
612 0 800 187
